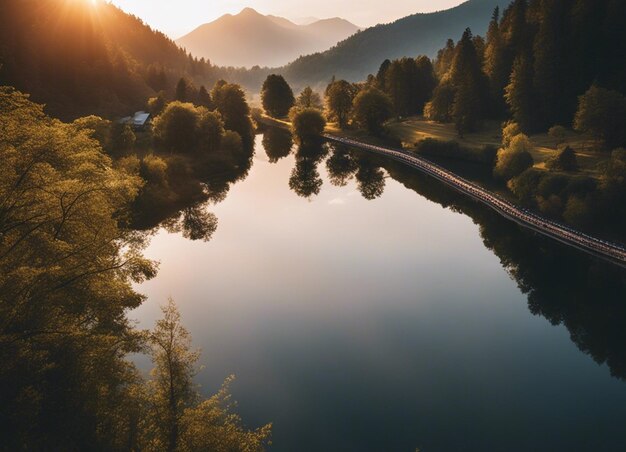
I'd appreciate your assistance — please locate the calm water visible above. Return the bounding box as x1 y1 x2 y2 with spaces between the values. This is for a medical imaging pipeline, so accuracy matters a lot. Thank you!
134 131 626 452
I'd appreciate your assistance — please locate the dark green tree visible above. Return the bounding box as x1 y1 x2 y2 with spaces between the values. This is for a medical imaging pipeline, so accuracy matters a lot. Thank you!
261 74 295 118
574 86 626 149
505 54 535 132
352 87 393 135
290 108 327 144
325 80 355 128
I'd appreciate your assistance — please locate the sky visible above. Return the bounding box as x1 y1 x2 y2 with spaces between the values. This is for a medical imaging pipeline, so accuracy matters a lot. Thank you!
108 0 467 39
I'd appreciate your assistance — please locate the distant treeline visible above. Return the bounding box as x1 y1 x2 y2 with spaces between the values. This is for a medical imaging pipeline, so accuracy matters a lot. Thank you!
0 0 267 120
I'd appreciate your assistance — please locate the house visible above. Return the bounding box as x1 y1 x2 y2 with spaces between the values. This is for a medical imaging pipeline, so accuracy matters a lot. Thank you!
118 111 151 131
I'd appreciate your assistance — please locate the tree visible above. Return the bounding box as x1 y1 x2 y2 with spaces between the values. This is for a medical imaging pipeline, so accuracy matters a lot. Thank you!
197 110 225 153
574 86 626 149
0 87 155 449
146 298 200 451
261 74 295 118
546 146 578 172
376 59 391 90
296 86 322 110
290 108 327 144
494 133 535 180
424 80 455 122
352 87 393 135
175 77 192 102
152 101 200 153
505 54 535 132
325 80 355 128
196 85 213 109
211 81 254 146
109 122 136 156
148 91 168 116
450 28 487 135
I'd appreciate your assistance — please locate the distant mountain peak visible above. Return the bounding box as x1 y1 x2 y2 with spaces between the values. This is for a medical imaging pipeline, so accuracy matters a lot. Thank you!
176 9 360 68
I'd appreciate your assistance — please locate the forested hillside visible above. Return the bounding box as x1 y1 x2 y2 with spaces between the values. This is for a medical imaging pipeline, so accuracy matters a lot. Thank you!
280 0 502 85
0 0 265 119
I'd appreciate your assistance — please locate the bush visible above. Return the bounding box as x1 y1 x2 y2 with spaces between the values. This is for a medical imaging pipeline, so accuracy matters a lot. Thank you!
290 107 326 144
501 121 521 147
546 145 578 172
494 133 535 181
548 125 567 144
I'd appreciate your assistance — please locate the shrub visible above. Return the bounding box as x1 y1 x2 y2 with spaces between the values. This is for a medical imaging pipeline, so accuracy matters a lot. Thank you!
546 145 578 172
494 133 535 181
290 107 326 144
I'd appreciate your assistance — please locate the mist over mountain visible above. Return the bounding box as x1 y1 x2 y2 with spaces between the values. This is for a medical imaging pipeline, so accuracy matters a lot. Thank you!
279 0 504 86
176 8 360 69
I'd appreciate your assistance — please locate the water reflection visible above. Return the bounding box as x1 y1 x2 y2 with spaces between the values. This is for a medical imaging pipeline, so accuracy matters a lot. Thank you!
381 157 626 379
131 141 254 240
263 127 293 163
288 143 328 199
136 129 626 451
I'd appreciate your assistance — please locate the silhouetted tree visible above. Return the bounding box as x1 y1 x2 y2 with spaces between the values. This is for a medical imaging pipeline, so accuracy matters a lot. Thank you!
261 74 295 118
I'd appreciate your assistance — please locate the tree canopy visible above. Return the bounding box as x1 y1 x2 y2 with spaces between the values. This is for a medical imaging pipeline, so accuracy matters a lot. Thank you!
261 74 295 118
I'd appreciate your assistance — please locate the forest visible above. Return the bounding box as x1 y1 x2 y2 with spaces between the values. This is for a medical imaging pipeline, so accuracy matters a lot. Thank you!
259 0 626 240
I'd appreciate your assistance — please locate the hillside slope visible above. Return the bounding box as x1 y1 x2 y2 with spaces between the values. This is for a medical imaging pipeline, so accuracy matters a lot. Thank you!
176 8 360 68
280 0 504 85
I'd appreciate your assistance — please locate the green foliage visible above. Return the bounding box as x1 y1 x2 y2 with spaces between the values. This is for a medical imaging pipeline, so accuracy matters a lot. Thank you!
0 86 156 449
494 133 535 181
325 80 356 128
196 85 213 109
290 108 327 144
424 80 455 122
148 91 169 116
197 111 225 153
221 131 244 154
153 102 201 153
574 86 626 149
501 121 521 147
176 78 194 102
380 56 437 117
296 86 323 110
505 54 535 132
261 74 295 118
211 81 254 146
153 102 226 154
450 28 489 135
109 122 137 156
352 87 393 135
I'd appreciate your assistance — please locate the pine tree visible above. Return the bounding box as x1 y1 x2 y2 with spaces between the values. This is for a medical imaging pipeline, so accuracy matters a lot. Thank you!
175 78 190 102
505 54 535 131
450 29 486 134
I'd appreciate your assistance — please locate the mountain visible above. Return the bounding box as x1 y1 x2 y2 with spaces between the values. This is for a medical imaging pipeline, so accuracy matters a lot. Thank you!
279 0 505 86
176 8 360 68
0 0 253 119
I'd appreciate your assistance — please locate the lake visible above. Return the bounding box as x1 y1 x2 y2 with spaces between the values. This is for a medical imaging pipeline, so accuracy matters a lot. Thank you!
133 129 626 452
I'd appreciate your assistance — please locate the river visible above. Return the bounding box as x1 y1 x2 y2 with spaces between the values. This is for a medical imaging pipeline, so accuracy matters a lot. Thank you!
133 129 626 452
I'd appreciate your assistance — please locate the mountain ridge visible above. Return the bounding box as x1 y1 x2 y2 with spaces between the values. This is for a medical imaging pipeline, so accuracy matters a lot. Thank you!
176 8 360 69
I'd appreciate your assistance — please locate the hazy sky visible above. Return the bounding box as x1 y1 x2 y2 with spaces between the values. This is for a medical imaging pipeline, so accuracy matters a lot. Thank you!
109 0 467 39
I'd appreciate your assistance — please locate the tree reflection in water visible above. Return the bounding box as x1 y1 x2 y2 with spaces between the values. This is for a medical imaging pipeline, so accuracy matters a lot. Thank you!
263 126 294 163
381 157 626 380
131 140 254 241
288 142 328 199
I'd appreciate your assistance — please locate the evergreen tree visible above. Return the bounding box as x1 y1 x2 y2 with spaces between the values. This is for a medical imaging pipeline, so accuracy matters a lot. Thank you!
450 28 486 134
175 78 191 102
376 59 391 90
196 85 213 109
505 53 535 131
